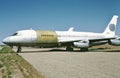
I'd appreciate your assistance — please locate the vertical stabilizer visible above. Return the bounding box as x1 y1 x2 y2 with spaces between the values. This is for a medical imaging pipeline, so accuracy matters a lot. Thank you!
103 15 118 36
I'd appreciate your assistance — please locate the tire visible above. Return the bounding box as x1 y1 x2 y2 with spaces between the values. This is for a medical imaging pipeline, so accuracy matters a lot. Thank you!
66 47 73 51
17 46 22 53
80 48 88 52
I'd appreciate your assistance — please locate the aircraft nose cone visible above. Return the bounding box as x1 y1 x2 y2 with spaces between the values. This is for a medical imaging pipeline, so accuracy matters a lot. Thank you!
2 37 10 44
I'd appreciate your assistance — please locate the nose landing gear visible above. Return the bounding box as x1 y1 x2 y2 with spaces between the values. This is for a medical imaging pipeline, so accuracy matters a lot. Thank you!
17 46 22 53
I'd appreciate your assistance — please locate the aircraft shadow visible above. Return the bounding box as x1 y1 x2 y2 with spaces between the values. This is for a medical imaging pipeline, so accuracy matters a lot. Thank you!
20 49 66 53
20 48 120 53
20 48 85 53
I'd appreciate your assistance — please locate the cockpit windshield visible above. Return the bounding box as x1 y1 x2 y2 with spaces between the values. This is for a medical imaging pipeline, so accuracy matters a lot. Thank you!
12 33 18 36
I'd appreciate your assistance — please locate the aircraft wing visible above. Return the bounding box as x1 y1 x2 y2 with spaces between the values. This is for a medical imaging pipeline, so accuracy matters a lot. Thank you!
89 37 115 42
59 37 115 43
58 39 81 43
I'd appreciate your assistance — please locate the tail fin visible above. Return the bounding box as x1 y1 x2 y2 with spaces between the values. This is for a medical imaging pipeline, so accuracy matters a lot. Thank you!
103 15 118 36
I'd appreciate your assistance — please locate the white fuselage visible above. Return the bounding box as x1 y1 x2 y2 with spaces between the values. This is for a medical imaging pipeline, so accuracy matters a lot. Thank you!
56 31 111 42
2 29 113 46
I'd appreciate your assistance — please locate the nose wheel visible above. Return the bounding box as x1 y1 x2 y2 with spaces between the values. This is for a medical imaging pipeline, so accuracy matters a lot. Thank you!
17 46 22 53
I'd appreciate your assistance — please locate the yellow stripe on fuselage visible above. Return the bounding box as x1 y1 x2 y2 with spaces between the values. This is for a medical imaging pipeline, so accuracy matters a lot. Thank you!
35 30 58 44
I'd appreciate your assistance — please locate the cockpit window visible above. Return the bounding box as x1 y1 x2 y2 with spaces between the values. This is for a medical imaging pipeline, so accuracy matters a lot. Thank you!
12 33 18 36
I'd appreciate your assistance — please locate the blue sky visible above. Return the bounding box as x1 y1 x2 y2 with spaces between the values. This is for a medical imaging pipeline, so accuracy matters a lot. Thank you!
0 0 120 44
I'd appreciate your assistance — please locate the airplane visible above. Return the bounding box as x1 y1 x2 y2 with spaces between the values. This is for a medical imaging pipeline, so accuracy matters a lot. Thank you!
2 15 120 52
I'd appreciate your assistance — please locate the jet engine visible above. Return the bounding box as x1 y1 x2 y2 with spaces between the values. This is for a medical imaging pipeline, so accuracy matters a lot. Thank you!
109 38 120 46
73 40 89 48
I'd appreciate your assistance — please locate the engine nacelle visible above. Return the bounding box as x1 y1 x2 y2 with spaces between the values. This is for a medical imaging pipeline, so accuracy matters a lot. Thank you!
73 41 89 48
109 38 120 46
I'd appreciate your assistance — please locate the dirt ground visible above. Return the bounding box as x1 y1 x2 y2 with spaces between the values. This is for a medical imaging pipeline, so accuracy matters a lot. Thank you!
18 47 120 78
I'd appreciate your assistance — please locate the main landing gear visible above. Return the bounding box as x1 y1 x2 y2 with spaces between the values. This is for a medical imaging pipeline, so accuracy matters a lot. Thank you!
66 47 88 52
80 48 88 52
66 46 73 51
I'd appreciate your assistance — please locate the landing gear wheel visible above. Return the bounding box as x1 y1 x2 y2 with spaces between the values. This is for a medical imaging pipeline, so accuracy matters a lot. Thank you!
80 48 88 52
17 46 22 53
66 47 73 51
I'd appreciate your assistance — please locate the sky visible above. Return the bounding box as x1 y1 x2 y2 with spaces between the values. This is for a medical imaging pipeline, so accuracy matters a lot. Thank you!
0 0 120 44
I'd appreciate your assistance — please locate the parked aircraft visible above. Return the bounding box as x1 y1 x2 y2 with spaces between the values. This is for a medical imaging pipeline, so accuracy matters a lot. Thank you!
2 15 120 52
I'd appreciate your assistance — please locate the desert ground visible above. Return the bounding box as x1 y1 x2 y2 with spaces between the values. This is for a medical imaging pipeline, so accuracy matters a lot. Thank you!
16 46 120 78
